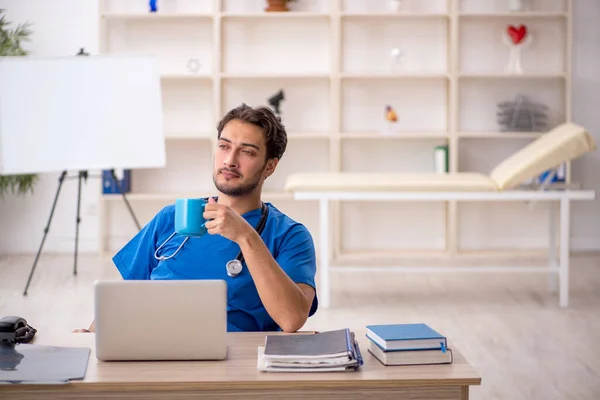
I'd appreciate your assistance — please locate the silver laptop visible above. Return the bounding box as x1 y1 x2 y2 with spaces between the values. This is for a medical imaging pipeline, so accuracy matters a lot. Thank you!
93 280 227 361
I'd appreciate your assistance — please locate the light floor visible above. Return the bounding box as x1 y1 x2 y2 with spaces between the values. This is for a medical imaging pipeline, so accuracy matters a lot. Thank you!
1 253 599 399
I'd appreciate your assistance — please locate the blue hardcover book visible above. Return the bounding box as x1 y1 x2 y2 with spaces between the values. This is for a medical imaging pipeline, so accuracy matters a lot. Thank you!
366 323 447 351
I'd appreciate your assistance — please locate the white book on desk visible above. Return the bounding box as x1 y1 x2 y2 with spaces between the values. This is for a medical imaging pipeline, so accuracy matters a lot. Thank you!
368 341 453 366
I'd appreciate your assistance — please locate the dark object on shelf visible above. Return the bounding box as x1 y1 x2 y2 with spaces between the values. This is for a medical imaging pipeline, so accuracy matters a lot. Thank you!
268 89 285 116
76 48 89 56
149 0 158 12
265 0 292 12
497 94 549 132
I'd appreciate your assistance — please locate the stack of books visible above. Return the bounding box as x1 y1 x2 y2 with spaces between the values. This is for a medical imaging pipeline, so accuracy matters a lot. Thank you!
366 323 453 366
257 329 363 372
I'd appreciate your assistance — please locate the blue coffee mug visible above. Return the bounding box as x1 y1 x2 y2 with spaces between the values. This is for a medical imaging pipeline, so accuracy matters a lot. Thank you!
175 198 207 237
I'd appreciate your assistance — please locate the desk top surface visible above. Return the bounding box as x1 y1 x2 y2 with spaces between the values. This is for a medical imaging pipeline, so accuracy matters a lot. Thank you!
14 331 481 390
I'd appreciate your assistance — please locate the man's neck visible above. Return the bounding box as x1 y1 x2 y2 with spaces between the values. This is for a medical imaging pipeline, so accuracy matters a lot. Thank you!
216 192 262 215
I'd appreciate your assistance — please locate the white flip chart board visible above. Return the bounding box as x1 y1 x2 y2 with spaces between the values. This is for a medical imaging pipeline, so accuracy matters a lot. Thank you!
0 56 166 175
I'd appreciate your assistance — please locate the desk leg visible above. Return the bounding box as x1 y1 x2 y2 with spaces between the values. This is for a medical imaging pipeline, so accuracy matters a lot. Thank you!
319 198 330 308
548 201 558 293
559 198 570 308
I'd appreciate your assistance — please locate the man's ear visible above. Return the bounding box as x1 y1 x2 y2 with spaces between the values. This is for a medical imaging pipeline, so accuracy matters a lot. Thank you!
263 158 278 179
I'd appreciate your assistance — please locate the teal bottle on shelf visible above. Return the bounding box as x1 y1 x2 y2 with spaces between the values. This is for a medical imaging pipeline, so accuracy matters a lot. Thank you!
434 145 448 174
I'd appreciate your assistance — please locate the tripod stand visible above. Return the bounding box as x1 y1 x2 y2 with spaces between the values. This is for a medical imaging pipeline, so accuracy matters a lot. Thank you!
23 169 141 295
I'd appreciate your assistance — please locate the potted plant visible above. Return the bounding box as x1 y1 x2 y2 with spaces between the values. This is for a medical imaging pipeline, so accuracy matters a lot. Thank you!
265 0 296 12
0 9 37 198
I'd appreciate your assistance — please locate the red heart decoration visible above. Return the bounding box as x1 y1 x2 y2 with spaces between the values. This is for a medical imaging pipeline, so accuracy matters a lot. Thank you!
507 24 527 44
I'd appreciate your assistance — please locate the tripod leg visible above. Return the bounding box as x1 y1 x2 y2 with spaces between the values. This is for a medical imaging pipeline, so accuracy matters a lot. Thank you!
24 171 68 296
74 171 86 276
110 169 141 231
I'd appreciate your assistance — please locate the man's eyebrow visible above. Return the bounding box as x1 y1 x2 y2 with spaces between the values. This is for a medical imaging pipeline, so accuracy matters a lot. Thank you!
218 137 260 150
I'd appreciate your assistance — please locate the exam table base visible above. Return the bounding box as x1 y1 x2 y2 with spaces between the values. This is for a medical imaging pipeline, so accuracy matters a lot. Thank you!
297 191 594 309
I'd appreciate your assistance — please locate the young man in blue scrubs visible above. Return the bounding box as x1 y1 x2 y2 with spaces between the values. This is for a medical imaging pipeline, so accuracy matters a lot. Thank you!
78 104 318 333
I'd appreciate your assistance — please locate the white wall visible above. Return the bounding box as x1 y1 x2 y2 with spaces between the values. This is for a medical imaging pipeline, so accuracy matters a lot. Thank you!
571 0 600 250
0 0 598 255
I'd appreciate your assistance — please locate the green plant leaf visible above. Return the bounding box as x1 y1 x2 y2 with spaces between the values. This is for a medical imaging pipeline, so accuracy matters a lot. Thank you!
0 175 39 198
0 9 37 198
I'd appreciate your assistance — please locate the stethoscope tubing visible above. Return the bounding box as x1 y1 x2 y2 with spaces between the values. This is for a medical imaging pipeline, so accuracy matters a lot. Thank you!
153 203 269 278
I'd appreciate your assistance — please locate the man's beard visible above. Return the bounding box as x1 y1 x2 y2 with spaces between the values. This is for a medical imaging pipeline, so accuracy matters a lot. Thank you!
213 165 266 197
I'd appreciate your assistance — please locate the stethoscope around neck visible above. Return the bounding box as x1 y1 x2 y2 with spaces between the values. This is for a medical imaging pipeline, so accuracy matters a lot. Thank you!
153 202 269 278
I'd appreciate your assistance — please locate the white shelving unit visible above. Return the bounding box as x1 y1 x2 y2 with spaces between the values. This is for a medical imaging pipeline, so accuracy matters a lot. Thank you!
98 0 572 259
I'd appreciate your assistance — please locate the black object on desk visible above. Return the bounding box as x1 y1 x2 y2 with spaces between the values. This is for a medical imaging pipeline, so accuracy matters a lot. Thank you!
0 316 37 345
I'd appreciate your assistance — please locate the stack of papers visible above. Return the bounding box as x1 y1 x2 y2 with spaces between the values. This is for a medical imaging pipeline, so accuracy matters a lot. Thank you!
257 329 363 372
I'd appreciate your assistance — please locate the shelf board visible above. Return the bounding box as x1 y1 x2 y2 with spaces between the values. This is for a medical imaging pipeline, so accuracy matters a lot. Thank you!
222 72 448 80
458 131 545 139
341 12 449 18
458 12 567 18
221 72 330 79
341 72 449 80
287 133 331 139
164 133 328 141
101 11 567 20
102 190 292 201
342 132 448 139
101 12 213 20
221 12 329 19
161 73 212 80
459 73 566 79
103 192 210 201
165 133 212 141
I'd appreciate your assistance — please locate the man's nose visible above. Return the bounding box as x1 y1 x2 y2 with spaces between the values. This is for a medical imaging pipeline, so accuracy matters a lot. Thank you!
224 152 238 168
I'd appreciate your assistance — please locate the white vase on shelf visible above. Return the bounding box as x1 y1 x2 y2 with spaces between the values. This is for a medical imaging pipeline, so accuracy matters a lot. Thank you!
503 27 533 75
390 48 403 71
186 58 200 74
389 0 404 13
508 0 529 12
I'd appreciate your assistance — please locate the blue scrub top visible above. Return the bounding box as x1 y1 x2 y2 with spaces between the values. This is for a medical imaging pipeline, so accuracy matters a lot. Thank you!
112 202 318 332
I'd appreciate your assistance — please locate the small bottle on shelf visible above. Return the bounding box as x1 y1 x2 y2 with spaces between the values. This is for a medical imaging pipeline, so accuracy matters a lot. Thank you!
508 0 530 12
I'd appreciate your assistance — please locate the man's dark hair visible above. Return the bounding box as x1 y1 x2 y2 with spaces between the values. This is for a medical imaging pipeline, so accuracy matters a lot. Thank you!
216 103 288 161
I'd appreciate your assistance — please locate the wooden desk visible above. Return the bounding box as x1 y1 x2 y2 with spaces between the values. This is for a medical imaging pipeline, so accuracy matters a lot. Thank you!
1 332 481 399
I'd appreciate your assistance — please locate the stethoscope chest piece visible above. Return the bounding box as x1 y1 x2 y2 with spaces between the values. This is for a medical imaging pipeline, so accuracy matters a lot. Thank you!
226 259 243 278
